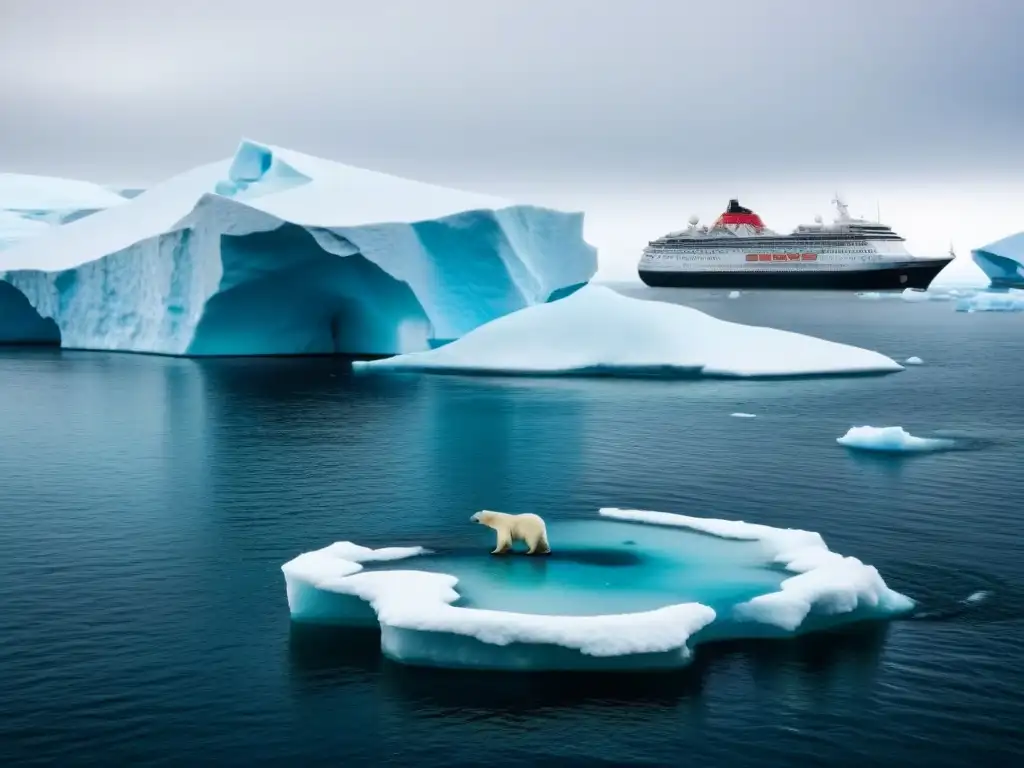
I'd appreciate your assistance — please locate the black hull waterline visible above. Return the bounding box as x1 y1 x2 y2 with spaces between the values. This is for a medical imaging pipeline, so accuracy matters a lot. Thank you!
637 259 953 291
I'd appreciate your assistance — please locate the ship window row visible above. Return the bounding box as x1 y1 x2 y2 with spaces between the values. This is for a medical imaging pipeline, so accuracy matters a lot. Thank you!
647 250 885 257
647 255 725 261
652 245 880 250
663 234 902 242
655 242 886 248
657 238 900 247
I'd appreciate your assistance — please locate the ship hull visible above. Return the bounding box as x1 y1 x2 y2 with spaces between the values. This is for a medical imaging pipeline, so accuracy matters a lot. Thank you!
638 259 952 291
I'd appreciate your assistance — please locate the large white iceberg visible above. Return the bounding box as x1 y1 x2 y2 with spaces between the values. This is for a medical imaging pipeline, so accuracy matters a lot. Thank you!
0 172 129 250
0 140 596 356
282 508 914 672
353 284 903 377
972 232 1024 288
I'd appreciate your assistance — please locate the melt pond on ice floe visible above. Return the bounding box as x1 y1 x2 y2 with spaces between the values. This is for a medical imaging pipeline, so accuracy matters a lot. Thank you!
281 508 914 672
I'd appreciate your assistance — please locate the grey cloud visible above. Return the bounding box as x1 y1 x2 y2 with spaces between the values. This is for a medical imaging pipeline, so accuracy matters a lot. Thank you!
1 0 1021 187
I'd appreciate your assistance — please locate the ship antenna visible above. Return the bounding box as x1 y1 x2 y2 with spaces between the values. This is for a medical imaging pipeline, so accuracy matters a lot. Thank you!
832 193 850 222
876 200 881 223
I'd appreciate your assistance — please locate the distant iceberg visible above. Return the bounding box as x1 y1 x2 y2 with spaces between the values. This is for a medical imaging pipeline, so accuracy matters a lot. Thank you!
0 172 129 249
282 508 914 671
972 232 1024 288
837 425 954 453
0 139 596 356
353 285 903 378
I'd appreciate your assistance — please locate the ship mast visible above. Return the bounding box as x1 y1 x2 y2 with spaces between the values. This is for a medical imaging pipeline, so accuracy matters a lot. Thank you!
832 193 852 223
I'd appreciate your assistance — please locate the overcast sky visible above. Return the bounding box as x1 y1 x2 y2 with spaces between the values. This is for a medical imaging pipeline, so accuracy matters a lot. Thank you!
1 0 1020 278
2 0 1022 186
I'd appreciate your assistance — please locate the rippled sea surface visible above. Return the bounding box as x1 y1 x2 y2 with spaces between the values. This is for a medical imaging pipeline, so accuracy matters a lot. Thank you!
1 287 1022 766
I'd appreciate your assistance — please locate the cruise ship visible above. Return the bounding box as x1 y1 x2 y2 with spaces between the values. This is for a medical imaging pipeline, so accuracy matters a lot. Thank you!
638 197 953 290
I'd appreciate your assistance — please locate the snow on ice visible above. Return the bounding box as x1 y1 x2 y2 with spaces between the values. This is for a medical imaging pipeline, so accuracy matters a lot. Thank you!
354 284 904 378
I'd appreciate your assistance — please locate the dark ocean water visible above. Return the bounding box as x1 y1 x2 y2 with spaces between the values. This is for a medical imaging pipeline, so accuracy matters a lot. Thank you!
1 287 1022 766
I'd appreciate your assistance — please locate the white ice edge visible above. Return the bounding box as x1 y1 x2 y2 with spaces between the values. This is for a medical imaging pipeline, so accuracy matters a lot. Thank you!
282 510 913 657
598 508 915 631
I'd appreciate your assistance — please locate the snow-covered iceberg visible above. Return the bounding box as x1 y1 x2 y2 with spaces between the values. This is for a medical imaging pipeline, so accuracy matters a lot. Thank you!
282 508 914 672
0 173 129 249
353 284 903 378
837 425 954 453
972 232 1024 288
0 139 596 356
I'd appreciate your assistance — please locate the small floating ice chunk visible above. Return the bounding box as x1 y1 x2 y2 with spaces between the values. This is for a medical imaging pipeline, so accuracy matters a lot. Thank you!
731 412 757 418
955 291 1024 313
353 285 903 378
904 356 924 365
728 290 741 299
901 289 930 302
836 425 954 453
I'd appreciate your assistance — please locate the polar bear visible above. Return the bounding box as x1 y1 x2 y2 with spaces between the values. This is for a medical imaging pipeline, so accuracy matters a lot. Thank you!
470 510 551 555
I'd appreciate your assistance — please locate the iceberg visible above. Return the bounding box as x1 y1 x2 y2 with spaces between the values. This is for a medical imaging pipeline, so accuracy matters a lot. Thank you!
352 284 903 378
0 139 596 356
837 425 954 453
0 172 128 249
904 356 924 365
282 508 914 672
972 232 1024 288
